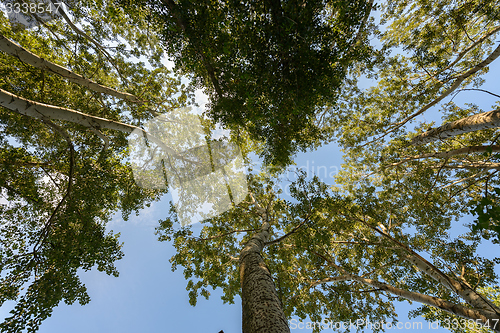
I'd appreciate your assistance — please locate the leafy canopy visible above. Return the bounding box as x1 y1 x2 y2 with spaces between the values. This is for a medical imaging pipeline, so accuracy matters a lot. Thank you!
0 2 193 331
120 0 375 166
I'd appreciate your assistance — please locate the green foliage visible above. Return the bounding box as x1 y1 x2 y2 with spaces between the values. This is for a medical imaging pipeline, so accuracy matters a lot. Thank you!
156 171 499 332
329 0 500 246
153 1 500 331
120 0 376 166
0 2 193 331
470 187 500 244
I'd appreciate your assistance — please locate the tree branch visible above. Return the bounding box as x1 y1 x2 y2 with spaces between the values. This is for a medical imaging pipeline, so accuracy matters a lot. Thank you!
0 33 141 103
33 120 74 253
265 213 312 247
353 215 500 314
51 0 129 84
196 229 259 242
387 145 500 168
313 273 500 330
412 109 500 145
400 43 500 130
0 87 200 163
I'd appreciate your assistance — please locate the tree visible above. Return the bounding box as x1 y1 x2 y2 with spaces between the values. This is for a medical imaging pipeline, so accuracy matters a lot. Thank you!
327 0 500 247
0 3 193 331
119 0 376 166
3 1 500 333
0 0 377 330
299 0 500 329
157 172 500 333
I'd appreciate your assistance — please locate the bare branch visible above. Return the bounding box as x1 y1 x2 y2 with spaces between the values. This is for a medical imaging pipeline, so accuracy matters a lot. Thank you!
400 43 500 130
440 170 490 189
454 88 500 99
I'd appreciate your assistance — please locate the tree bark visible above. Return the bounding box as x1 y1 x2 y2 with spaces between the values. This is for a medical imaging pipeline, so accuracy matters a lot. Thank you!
0 87 186 158
312 274 500 332
412 109 500 145
239 207 290 333
0 33 140 102
402 253 500 314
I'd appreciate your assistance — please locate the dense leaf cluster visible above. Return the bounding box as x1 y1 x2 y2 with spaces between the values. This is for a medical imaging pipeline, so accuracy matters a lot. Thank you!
120 0 375 166
0 4 192 331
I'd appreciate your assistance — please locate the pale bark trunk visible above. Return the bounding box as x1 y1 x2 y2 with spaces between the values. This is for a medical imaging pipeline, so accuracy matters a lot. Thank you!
403 253 500 313
239 209 290 333
0 33 140 102
311 274 500 332
0 87 139 132
412 109 500 145
389 145 500 168
0 87 183 157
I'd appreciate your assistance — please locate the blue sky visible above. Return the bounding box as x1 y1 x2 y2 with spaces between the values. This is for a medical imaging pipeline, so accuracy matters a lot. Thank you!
1 8 500 333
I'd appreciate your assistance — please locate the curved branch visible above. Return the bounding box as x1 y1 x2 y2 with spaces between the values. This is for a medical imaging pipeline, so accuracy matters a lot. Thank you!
0 87 196 163
441 170 490 189
454 88 500 99
388 145 500 168
0 33 141 102
412 109 500 145
265 213 312 247
354 215 500 314
311 274 500 330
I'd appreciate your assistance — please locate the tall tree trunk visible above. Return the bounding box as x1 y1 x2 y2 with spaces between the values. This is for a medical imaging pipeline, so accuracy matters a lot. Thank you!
412 109 500 145
239 212 290 333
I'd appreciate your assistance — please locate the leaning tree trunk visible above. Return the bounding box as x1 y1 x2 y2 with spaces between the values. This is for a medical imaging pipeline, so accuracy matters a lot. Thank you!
239 216 290 333
0 33 140 102
412 109 500 145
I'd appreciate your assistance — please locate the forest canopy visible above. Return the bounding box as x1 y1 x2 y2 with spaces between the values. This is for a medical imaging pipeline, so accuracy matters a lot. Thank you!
1 0 500 332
